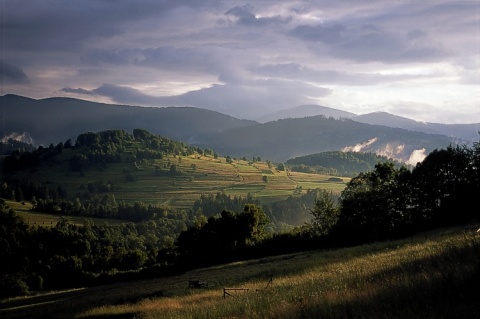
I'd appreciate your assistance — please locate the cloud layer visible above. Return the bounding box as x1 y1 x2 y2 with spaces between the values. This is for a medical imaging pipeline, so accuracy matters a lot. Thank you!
2 1 479 123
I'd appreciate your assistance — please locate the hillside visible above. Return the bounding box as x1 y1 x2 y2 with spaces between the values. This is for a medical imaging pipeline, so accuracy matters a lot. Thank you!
286 151 407 177
198 115 456 163
0 94 257 147
2 129 349 223
354 111 480 143
256 104 356 123
0 94 466 164
258 105 480 144
1 225 478 319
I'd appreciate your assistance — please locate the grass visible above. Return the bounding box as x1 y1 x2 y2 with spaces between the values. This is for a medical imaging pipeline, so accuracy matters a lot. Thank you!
2 225 478 319
5 201 124 227
13 154 349 212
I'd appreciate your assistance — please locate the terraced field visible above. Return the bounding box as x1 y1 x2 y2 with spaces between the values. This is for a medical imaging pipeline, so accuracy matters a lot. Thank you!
8 151 350 212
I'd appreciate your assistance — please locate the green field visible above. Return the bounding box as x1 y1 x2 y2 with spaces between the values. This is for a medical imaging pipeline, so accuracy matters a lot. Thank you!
8 201 124 227
15 152 350 211
2 225 478 319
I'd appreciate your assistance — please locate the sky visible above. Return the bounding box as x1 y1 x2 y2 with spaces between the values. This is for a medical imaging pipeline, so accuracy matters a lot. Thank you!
1 0 479 124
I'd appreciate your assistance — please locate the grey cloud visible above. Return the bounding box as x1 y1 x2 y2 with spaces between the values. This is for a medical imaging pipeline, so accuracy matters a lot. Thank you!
78 79 331 119
160 79 331 118
290 22 449 63
139 47 224 74
92 84 157 106
2 1 478 124
252 63 432 86
82 46 229 77
290 24 346 44
225 4 291 27
61 87 95 96
0 60 30 84
82 48 142 66
3 2 124 52
2 1 202 52
407 29 426 40
61 84 160 106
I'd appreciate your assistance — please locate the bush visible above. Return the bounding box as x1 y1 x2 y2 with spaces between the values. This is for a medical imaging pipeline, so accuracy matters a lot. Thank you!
0 274 29 298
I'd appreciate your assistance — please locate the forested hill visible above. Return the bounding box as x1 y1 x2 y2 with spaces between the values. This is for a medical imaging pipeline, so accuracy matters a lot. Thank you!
198 116 456 163
286 151 407 177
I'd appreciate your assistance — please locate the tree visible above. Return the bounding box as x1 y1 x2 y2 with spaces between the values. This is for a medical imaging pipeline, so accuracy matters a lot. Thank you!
338 162 411 242
238 204 270 243
308 189 339 236
410 145 476 227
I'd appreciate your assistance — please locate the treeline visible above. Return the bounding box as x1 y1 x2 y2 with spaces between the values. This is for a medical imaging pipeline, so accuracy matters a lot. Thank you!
332 142 479 243
188 190 324 230
287 151 407 177
0 138 34 156
3 129 198 173
0 200 185 298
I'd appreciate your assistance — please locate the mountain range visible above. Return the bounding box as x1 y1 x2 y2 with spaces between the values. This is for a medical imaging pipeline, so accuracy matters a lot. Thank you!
258 104 479 144
1 94 479 163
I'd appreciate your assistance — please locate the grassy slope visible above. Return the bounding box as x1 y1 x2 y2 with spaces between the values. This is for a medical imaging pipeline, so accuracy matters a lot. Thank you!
10 201 124 227
1 225 478 319
12 150 349 212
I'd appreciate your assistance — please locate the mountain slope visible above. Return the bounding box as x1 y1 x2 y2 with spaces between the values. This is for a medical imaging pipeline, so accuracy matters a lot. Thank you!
196 116 456 163
354 112 480 143
0 95 465 164
257 104 356 123
0 94 257 146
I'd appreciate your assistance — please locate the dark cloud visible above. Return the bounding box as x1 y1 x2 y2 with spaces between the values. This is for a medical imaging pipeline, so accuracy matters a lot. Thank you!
0 60 30 84
61 87 95 95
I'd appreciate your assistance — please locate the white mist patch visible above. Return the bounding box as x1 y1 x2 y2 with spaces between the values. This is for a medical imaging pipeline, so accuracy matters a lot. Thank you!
342 137 378 152
406 148 427 165
1 132 33 144
375 143 405 159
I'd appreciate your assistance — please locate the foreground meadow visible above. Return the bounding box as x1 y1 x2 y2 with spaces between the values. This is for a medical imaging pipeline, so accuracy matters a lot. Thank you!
2 225 478 319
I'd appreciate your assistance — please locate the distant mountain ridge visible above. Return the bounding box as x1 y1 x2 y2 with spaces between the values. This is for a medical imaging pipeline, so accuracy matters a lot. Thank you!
257 104 356 123
0 94 256 146
195 115 455 163
1 94 477 164
354 112 479 143
258 106 480 143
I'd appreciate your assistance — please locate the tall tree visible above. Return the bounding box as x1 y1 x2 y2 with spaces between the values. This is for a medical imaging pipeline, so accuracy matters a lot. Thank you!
308 189 339 236
338 162 411 242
